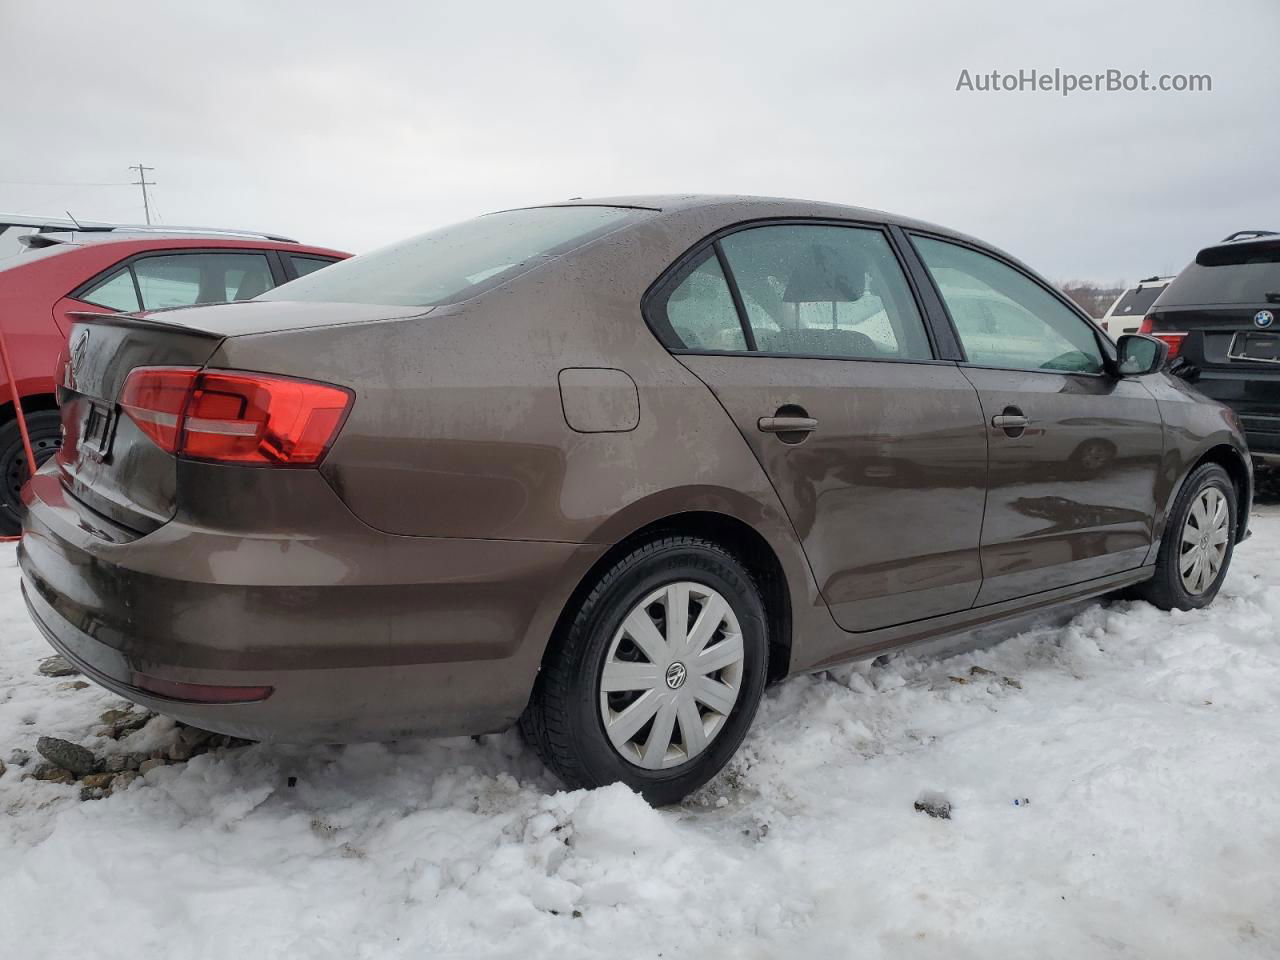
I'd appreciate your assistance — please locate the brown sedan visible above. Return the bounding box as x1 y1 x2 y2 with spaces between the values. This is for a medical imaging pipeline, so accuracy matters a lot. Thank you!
18 196 1250 803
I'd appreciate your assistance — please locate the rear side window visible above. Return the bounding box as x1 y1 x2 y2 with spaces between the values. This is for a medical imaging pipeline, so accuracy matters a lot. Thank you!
260 206 639 307
915 236 1104 374
718 224 932 360
1160 242 1280 306
289 254 336 278
133 253 274 309
663 256 747 351
81 268 140 311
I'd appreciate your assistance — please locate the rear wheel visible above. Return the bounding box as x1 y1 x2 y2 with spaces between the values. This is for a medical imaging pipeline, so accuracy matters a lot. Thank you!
520 536 769 805
1138 463 1237 610
0 410 62 535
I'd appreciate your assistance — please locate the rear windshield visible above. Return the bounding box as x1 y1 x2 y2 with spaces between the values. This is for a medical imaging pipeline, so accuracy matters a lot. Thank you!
1159 241 1280 307
260 205 641 307
1107 284 1166 318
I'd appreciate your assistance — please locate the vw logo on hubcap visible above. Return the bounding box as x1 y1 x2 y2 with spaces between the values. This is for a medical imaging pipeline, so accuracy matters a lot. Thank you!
1255 310 1274 329
665 661 688 690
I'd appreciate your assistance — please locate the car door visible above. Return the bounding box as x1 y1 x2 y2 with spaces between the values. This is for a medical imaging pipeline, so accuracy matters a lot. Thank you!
909 233 1164 604
649 222 989 633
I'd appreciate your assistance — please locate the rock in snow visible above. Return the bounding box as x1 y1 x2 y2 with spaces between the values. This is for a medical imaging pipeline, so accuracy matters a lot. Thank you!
914 789 952 819
36 655 79 678
34 736 97 776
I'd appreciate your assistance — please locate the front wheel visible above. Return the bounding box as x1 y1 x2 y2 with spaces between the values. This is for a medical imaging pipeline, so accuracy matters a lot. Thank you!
0 410 63 535
520 536 769 805
1138 462 1238 610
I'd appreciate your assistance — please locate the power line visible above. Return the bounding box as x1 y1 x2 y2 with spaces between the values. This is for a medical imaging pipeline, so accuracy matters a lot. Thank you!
0 179 130 187
128 163 156 225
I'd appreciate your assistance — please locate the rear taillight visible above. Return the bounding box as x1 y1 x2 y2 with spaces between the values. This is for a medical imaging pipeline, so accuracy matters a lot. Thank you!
120 367 353 466
1137 314 1186 359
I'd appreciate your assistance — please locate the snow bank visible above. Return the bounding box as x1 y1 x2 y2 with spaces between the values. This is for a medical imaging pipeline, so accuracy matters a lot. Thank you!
2 512 1279 959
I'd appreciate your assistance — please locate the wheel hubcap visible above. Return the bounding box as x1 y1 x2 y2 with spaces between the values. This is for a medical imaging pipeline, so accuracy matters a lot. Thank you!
599 581 745 770
1179 486 1230 595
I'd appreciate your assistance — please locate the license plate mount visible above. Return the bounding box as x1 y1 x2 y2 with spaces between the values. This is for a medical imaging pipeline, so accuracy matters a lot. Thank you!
82 401 115 458
1228 332 1280 364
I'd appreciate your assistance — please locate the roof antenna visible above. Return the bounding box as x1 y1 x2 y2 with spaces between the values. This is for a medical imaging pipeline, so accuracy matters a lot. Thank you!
65 210 84 230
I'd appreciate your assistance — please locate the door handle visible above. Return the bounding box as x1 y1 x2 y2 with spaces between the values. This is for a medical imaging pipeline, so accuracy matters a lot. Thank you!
758 416 818 434
991 407 1029 437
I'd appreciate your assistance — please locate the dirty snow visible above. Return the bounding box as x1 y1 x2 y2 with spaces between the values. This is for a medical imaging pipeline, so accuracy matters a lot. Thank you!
2 510 1280 959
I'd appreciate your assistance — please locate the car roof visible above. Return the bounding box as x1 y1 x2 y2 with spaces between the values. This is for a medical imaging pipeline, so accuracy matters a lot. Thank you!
537 193 1015 259
18 233 348 259
0 214 300 243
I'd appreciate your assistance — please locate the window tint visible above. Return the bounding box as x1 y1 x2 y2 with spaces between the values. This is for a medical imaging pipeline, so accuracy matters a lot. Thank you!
1160 241 1280 306
133 253 274 310
289 255 336 278
662 255 747 351
1108 284 1166 317
718 225 932 360
914 236 1104 374
260 206 639 307
81 268 140 311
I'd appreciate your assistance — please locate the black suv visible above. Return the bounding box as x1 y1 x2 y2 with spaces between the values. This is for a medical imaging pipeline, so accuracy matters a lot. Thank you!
1144 230 1280 466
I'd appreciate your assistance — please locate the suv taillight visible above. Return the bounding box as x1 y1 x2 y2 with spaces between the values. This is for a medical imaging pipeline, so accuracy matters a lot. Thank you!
1137 314 1187 359
120 367 353 466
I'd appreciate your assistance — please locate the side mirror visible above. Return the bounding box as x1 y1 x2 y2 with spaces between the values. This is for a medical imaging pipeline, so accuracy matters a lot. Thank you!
1115 334 1169 377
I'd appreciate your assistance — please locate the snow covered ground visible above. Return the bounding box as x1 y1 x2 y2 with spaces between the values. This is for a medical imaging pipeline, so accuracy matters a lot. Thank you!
3 510 1280 960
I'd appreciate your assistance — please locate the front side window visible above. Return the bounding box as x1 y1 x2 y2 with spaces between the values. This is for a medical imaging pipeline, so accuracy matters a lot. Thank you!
914 236 1104 374
260 205 641 307
81 268 140 311
718 224 932 360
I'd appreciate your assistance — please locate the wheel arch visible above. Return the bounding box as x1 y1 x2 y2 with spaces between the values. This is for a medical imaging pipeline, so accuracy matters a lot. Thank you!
0 392 59 425
1162 442 1252 546
550 509 795 683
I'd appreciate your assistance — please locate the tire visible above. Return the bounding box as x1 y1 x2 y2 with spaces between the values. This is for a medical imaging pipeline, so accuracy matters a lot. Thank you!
1137 463 1237 611
0 410 63 535
520 536 769 805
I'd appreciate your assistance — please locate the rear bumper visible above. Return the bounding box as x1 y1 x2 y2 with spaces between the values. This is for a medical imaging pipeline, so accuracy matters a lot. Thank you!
1191 372 1280 456
18 469 605 742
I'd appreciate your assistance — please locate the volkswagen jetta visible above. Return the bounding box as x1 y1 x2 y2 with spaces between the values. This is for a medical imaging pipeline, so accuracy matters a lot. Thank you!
18 196 1251 803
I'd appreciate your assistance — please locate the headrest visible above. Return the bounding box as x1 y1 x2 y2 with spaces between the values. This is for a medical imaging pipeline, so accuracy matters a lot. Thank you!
783 245 867 303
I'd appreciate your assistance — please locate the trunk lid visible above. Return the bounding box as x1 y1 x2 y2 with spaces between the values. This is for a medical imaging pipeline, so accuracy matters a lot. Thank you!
55 301 426 536
57 316 223 534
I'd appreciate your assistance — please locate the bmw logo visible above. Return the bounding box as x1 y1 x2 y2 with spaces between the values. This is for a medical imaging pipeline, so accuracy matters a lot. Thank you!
1255 310 1275 329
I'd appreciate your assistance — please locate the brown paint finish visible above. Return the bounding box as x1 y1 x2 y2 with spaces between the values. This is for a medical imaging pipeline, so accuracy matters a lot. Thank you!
17 195 1253 747
680 354 988 631
960 367 1164 604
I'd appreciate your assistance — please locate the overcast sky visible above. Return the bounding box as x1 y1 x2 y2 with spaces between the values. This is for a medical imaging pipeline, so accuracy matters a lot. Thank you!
2 0 1277 284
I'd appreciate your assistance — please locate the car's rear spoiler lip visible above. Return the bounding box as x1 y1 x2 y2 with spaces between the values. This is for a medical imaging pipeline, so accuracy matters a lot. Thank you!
63 310 224 338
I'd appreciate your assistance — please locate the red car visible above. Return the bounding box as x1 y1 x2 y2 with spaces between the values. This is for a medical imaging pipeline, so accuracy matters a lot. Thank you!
0 228 348 532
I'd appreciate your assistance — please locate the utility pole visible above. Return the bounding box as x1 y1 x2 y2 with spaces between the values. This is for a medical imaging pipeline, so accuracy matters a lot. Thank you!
129 163 155 225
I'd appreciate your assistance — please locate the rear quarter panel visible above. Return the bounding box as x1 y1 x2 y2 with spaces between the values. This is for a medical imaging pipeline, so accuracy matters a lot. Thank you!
206 210 846 674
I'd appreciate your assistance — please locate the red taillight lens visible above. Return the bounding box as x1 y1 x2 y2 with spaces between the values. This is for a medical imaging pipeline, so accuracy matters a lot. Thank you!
1135 314 1186 359
119 367 353 466
119 368 195 453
